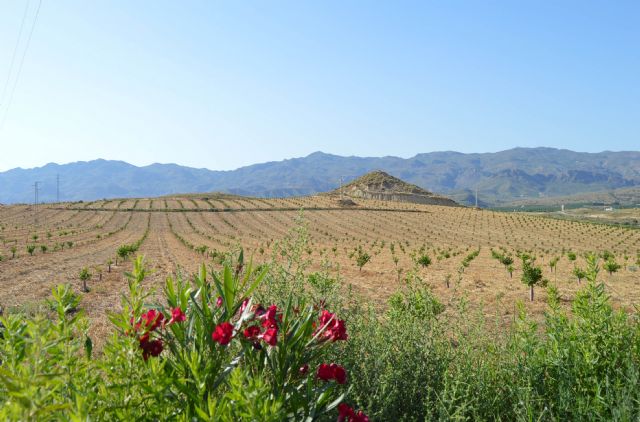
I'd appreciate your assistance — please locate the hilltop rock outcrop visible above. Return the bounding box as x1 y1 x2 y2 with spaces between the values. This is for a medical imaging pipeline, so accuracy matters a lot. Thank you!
332 171 460 206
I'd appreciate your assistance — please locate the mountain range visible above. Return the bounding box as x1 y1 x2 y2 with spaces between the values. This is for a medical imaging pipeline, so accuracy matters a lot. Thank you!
1 148 639 206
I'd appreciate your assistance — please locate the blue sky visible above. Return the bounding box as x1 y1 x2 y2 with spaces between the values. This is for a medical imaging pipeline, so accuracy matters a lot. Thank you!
0 1 638 172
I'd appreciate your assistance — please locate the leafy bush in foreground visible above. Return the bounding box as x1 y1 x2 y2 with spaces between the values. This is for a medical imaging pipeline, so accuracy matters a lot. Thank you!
0 255 366 421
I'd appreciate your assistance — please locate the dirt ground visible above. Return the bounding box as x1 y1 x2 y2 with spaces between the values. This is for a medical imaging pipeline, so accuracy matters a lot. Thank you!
1 196 639 347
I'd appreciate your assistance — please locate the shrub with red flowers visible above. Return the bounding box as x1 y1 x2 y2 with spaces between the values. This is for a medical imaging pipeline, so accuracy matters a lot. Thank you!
108 254 366 421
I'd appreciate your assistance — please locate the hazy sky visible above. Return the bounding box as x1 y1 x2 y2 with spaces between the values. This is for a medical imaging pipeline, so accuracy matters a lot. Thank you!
0 1 638 172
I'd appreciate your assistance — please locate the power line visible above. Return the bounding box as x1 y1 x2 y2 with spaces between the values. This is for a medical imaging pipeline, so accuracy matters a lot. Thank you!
0 0 31 108
0 0 43 133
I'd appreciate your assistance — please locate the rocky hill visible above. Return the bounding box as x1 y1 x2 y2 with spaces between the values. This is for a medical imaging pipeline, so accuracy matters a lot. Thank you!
331 171 459 206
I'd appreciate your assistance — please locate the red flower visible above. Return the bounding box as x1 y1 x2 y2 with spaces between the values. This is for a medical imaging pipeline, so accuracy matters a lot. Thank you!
216 296 223 307
168 307 186 324
262 318 278 329
337 404 369 422
317 363 347 384
319 309 335 326
332 364 347 384
264 305 278 322
326 319 348 342
260 327 278 346
318 310 348 342
317 363 334 381
338 403 354 422
260 304 280 329
243 325 260 340
212 322 234 345
141 309 164 332
139 334 163 360
351 411 369 422
299 364 309 375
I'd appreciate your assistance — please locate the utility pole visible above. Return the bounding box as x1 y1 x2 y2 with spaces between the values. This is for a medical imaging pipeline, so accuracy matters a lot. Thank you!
33 181 41 225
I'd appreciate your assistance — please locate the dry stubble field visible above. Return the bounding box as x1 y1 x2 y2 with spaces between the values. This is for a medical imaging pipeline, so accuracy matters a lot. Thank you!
1 195 639 344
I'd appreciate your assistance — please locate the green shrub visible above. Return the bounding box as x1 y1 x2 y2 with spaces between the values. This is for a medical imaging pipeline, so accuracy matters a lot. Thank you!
0 254 362 420
336 275 449 420
416 254 431 268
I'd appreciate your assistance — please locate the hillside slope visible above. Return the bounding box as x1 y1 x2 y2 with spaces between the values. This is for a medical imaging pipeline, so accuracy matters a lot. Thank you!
331 171 459 206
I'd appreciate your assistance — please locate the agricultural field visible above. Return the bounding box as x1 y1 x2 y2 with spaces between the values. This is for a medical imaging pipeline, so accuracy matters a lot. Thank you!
540 206 640 227
1 194 639 341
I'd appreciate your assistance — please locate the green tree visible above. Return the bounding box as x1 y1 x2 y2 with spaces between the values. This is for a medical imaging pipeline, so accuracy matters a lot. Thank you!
79 267 92 292
10 245 16 258
26 245 36 256
603 259 621 276
117 245 130 264
416 254 431 268
573 266 587 283
521 258 543 301
500 255 514 267
355 249 371 272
